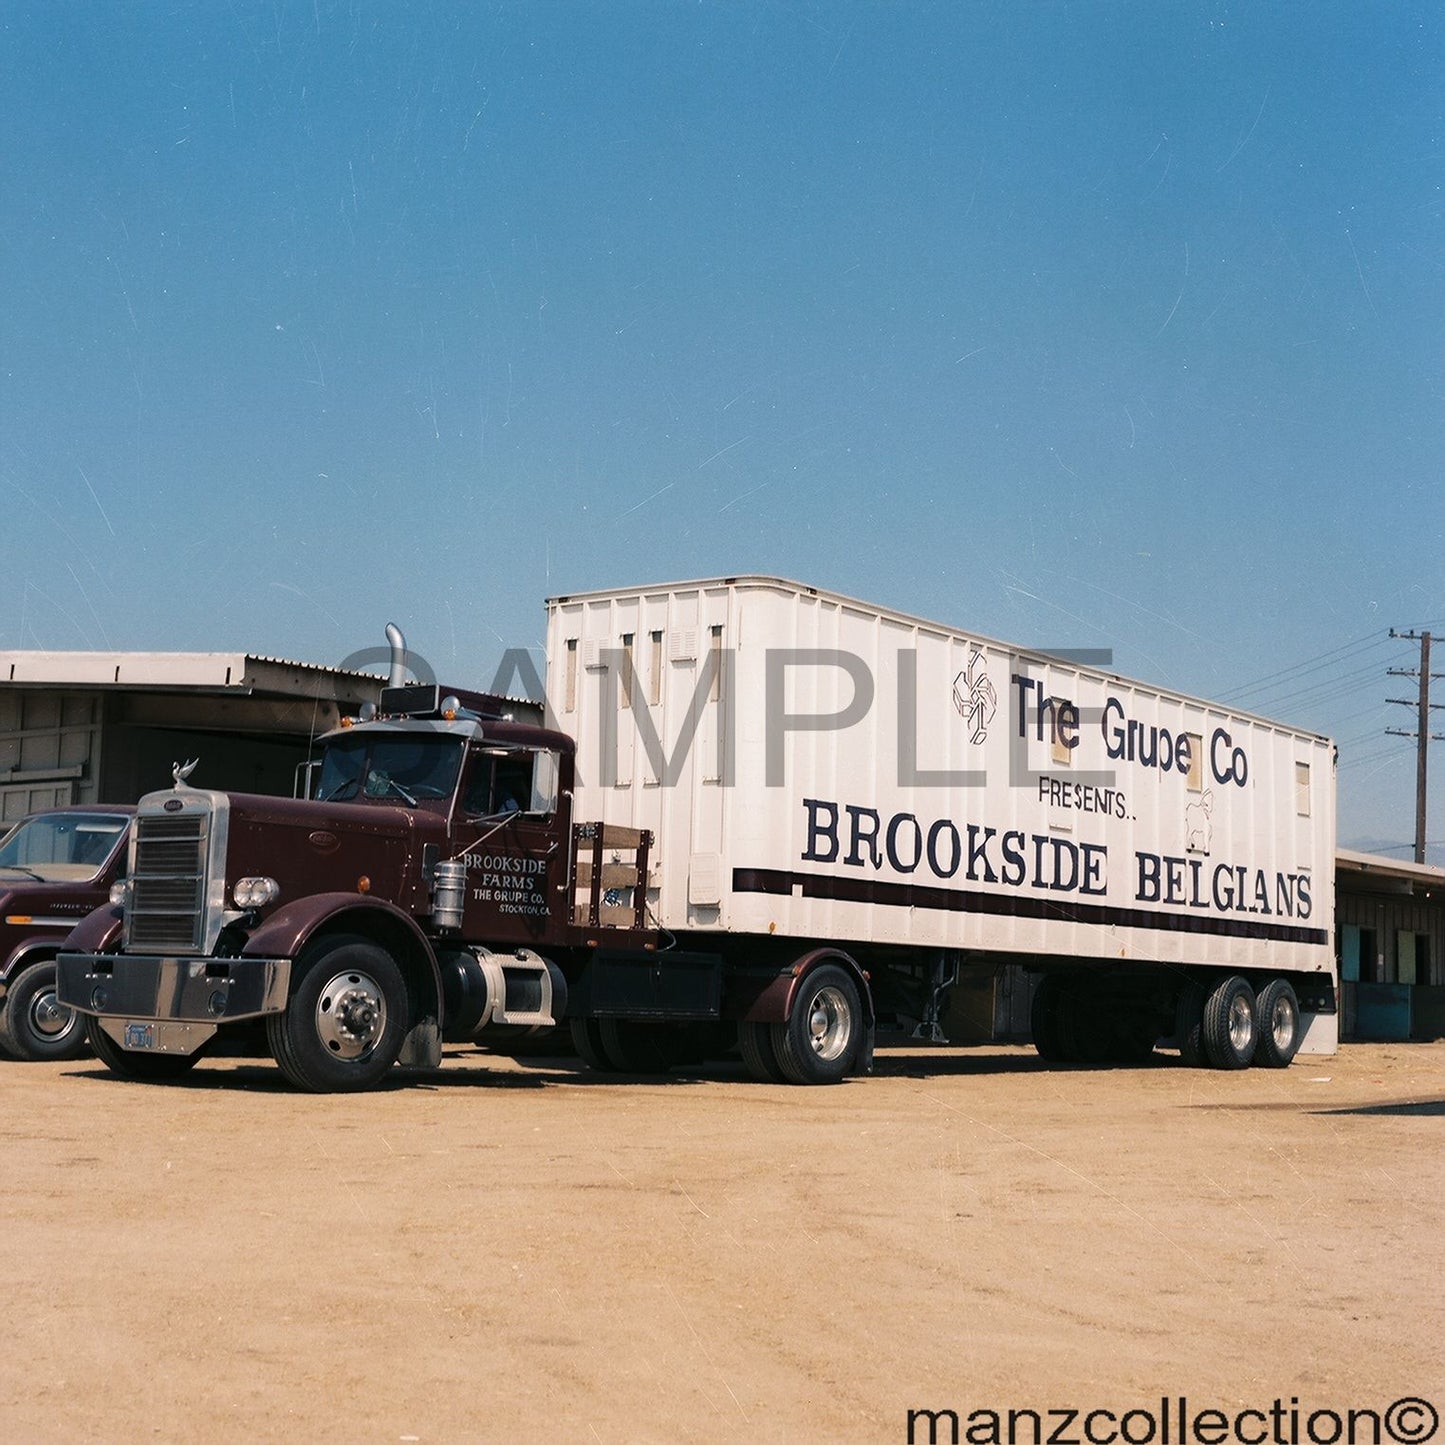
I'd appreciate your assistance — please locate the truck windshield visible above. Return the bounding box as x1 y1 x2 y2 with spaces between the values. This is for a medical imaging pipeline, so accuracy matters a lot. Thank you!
0 812 129 882
317 732 465 808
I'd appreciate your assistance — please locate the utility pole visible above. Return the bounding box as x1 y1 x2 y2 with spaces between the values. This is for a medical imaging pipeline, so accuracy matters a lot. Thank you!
1386 629 1445 864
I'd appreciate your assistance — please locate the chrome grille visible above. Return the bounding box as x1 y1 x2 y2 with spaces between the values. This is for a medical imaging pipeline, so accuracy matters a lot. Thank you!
127 812 208 951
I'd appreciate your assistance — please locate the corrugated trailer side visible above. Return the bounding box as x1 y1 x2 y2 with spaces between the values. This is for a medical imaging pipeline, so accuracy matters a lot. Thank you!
547 576 1337 1075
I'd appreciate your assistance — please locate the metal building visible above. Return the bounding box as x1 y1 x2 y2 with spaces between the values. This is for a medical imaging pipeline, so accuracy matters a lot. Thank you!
1336 849 1445 1041
0 650 386 820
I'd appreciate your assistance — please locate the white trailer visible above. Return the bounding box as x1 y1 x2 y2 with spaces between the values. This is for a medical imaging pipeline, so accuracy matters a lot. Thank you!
546 575 1337 1078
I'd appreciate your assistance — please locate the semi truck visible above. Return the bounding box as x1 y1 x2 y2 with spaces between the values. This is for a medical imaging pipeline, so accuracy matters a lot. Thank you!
57 577 1336 1091
0 805 133 1061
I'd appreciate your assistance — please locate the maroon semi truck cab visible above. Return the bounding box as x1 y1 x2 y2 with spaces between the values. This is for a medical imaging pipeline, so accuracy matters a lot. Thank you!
56 684 658 1091
0 806 134 1061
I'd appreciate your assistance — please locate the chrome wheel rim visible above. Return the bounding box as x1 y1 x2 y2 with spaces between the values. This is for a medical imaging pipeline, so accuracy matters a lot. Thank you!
1227 993 1253 1052
29 986 74 1040
804 985 852 1061
315 971 388 1059
1270 997 1297 1049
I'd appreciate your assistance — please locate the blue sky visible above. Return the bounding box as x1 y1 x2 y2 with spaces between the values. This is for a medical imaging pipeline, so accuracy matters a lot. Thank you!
0 2 1440 854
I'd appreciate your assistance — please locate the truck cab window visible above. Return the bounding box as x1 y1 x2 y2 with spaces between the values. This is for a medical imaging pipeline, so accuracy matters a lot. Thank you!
318 734 465 808
462 751 537 816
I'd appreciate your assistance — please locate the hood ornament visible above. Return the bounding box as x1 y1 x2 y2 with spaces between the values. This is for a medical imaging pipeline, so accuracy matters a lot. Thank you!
172 758 200 789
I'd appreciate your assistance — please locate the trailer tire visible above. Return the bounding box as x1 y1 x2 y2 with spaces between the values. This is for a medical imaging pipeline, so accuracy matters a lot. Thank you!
267 935 407 1093
569 1018 620 1072
739 1021 790 1083
1029 975 1070 1062
1252 979 1302 1068
1202 975 1257 1070
86 1017 203 1081
777 965 861 1085
1174 981 1207 1066
0 960 89 1061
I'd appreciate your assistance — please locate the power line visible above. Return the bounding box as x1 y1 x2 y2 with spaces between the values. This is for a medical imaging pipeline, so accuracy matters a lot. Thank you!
1221 631 1388 704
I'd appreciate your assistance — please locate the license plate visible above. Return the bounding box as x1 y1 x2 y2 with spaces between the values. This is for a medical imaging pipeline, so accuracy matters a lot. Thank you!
124 1022 157 1050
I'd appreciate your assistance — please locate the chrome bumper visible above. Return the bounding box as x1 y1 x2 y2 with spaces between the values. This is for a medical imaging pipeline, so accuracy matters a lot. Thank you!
56 952 292 1024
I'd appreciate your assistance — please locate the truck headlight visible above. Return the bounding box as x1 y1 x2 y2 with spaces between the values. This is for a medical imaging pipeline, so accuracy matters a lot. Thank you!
233 876 281 909
109 881 131 907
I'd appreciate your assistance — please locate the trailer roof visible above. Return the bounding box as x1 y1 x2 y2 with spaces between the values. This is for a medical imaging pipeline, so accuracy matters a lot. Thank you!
545 574 1334 744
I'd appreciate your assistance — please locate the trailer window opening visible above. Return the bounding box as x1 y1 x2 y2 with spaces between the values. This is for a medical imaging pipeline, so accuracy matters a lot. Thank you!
620 633 635 709
1185 734 1204 792
318 734 465 807
1296 761 1311 816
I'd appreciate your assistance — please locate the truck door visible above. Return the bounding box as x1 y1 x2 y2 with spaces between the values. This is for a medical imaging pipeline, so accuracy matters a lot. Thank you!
454 748 564 944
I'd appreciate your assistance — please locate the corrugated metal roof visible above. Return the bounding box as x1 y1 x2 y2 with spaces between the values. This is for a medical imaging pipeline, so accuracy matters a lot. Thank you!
0 650 382 691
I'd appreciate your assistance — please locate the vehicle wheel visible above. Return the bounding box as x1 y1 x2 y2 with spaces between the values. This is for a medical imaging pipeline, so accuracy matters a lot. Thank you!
1030 975 1070 1062
1105 1012 1160 1065
569 1018 620 1072
1253 979 1302 1068
266 935 407 1093
0 960 89 1061
86 1018 202 1081
776 965 861 1085
1202 974 1257 1070
598 1019 683 1074
1055 984 1114 1065
1174 981 1207 1066
739 1020 790 1082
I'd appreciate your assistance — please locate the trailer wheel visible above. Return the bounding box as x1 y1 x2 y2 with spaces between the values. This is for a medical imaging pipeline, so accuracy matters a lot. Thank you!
739 1021 789 1082
1174 981 1207 1066
0 960 89 1062
86 1017 202 1081
569 1018 620 1072
777 965 861 1085
267 935 407 1093
1252 979 1301 1068
1029 975 1070 1062
1202 975 1257 1070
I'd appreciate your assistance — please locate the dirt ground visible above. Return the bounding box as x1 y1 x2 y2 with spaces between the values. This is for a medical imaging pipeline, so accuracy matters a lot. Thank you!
1 1039 1442 1444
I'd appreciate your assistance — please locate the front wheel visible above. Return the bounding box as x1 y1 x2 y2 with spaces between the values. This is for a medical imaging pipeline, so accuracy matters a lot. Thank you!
777 965 862 1085
87 1018 203 1082
267 936 407 1093
0 960 89 1061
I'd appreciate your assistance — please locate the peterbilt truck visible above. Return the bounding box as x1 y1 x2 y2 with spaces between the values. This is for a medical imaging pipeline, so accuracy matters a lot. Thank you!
0 805 133 1061
58 578 1338 1091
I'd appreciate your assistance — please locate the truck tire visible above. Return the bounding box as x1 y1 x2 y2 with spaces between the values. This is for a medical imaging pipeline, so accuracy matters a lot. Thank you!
1202 975 1257 1070
267 935 407 1093
776 965 861 1085
0 960 89 1062
1174 981 1207 1066
86 1017 202 1081
569 1018 620 1072
1252 979 1302 1068
1029 975 1070 1062
597 1019 684 1074
739 1020 790 1083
